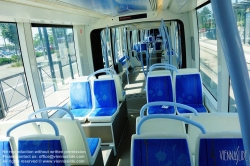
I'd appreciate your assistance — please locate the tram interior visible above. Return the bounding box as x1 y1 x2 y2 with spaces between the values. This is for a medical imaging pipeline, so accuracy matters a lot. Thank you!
0 0 248 166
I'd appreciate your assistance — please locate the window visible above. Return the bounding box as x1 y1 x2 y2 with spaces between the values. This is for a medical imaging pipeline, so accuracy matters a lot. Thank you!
32 25 79 107
0 22 31 119
229 1 250 112
197 4 218 100
100 28 114 68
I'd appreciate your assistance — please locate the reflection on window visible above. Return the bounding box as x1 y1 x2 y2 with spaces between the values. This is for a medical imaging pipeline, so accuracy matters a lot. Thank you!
197 4 218 100
32 26 79 107
0 23 31 120
111 27 124 64
100 29 114 67
229 1 250 112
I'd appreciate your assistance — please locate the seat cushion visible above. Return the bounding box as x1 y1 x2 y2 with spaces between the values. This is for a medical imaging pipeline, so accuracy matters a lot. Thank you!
177 104 207 114
148 106 175 114
89 108 117 117
87 138 99 157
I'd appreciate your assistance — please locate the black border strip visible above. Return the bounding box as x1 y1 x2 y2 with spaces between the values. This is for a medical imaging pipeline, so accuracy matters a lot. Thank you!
31 23 73 28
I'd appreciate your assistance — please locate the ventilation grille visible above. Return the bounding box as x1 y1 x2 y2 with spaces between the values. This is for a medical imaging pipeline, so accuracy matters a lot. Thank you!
149 0 157 11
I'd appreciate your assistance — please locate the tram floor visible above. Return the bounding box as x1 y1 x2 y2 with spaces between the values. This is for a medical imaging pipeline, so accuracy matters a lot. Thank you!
110 67 146 166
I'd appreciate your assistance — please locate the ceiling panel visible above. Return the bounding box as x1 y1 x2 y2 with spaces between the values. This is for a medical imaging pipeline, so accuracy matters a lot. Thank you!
58 0 152 16
168 0 209 13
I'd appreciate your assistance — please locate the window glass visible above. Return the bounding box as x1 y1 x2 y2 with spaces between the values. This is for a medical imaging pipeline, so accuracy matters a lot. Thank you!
0 22 32 120
32 26 79 107
229 0 250 112
100 28 114 68
197 4 218 100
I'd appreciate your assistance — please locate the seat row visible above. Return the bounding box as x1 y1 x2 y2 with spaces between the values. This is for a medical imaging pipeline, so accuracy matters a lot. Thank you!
64 68 125 123
132 102 242 166
0 107 103 166
146 65 207 116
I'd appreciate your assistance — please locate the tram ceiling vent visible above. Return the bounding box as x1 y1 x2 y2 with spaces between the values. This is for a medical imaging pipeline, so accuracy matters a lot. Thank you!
149 0 157 11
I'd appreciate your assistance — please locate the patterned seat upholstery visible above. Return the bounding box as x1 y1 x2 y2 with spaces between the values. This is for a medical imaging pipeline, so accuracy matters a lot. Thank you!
18 135 68 166
88 78 119 122
196 132 243 166
131 133 193 166
0 137 17 166
99 74 125 102
146 72 175 115
174 68 207 115
64 80 93 122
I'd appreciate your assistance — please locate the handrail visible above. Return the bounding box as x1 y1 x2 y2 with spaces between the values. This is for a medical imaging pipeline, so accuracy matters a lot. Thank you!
6 119 59 136
136 114 206 135
100 68 117 75
28 106 74 120
87 69 113 80
140 102 198 118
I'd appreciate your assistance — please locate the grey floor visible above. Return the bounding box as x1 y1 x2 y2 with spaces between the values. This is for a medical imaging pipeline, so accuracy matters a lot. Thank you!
110 67 147 166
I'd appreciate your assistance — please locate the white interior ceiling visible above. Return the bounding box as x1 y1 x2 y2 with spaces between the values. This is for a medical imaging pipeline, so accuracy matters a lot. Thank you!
0 0 209 24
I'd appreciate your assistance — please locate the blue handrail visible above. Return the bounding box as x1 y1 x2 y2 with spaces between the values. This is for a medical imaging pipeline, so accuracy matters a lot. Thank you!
137 114 206 135
98 68 117 75
87 69 113 80
140 102 198 118
6 119 59 136
28 106 74 120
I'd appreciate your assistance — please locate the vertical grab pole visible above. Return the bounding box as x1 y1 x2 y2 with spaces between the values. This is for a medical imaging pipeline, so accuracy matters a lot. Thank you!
211 1 250 165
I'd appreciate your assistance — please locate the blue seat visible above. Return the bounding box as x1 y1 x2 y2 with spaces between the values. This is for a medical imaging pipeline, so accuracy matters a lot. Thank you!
132 113 206 166
88 78 119 122
5 119 69 166
0 137 17 166
64 80 93 122
155 41 162 50
29 107 103 165
146 69 175 115
132 134 192 166
196 132 244 166
174 69 207 115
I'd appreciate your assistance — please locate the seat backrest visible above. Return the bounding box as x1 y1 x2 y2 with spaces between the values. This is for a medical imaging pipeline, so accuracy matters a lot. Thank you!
18 135 68 166
131 133 193 166
147 70 171 76
40 118 99 165
69 80 92 109
137 117 186 134
92 78 118 109
196 132 244 166
0 136 17 166
98 74 125 102
4 119 69 166
146 73 173 103
189 113 240 155
174 68 203 105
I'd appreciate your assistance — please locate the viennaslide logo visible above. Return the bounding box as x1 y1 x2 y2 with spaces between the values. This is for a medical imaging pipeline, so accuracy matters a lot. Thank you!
219 146 248 165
